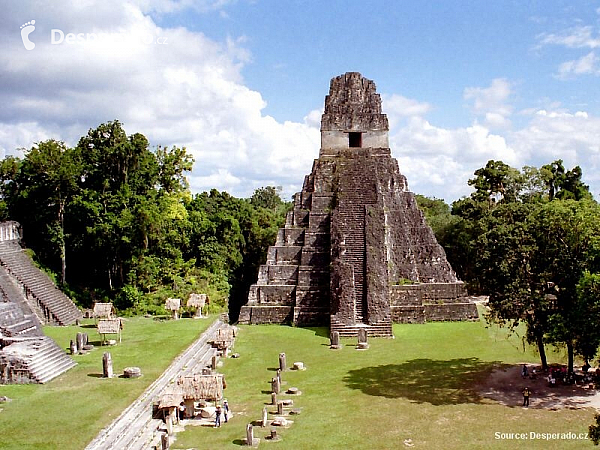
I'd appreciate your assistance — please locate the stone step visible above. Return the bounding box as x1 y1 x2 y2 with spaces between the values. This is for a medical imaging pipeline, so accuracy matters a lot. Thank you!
330 324 393 338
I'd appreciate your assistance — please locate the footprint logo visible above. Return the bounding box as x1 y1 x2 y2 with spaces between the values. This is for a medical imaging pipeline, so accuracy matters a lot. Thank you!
20 20 36 50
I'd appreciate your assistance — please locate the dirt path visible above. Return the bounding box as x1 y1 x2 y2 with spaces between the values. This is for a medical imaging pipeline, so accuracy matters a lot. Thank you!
476 364 600 410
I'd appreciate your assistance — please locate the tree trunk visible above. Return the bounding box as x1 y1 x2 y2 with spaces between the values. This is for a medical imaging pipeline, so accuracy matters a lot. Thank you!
536 334 548 371
567 340 574 375
59 198 66 285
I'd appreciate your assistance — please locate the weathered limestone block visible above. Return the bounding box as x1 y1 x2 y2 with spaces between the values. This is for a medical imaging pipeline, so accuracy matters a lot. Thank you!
102 352 113 378
123 366 142 378
330 331 341 349
271 377 280 394
279 353 286 372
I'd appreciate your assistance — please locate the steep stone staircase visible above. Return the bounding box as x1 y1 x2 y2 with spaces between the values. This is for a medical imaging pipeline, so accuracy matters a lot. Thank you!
0 302 40 337
330 155 393 338
0 336 76 384
0 241 81 325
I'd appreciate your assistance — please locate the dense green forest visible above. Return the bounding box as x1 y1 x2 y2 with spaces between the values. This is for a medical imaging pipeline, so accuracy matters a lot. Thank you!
0 121 290 321
417 159 600 373
2 120 600 371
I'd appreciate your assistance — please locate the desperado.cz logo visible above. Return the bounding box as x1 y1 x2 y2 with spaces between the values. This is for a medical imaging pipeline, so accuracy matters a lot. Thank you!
19 20 167 50
20 20 36 50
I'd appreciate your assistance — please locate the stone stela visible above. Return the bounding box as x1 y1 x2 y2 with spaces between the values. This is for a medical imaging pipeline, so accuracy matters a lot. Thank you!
238 72 478 337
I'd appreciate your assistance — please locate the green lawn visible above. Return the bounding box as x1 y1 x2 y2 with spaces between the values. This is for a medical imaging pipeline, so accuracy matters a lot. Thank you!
172 316 595 450
0 316 214 450
0 313 595 449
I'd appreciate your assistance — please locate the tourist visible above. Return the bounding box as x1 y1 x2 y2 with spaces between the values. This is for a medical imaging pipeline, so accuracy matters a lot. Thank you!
521 364 528 378
522 387 530 407
223 399 229 423
215 404 222 428
178 402 186 423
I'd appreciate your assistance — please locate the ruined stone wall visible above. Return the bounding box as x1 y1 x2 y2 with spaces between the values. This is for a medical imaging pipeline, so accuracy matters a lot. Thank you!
389 283 478 323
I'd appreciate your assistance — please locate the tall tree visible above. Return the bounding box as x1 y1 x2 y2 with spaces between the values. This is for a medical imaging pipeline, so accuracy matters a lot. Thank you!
531 200 600 374
10 140 80 284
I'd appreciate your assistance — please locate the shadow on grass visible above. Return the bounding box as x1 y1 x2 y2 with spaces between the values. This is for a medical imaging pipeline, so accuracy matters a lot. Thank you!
87 373 104 378
344 358 508 405
80 323 97 329
303 327 330 338
232 439 245 446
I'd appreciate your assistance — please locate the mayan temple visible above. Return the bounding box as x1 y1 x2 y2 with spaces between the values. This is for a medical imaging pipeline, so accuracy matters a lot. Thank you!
238 72 478 336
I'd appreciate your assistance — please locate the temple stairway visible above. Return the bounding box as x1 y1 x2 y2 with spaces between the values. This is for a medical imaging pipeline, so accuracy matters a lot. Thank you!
330 155 393 337
0 336 77 384
0 241 81 325
0 302 40 337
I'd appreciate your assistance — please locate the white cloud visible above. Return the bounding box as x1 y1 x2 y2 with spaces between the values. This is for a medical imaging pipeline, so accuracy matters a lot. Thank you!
3 1 600 206
0 0 318 200
537 25 600 49
463 78 513 129
537 24 600 79
389 116 519 200
386 103 600 202
557 51 600 77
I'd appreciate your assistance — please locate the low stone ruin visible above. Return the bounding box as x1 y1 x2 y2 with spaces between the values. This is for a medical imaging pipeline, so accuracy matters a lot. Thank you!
123 366 142 378
165 298 181 320
93 302 115 321
187 293 207 318
356 328 369 350
0 336 77 384
97 318 122 345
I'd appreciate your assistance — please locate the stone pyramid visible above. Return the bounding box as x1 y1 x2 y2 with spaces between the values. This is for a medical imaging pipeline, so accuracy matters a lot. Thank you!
238 72 478 336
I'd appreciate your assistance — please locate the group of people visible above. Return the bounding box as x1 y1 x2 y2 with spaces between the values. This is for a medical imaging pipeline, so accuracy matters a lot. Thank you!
176 398 230 427
214 399 229 427
520 362 600 407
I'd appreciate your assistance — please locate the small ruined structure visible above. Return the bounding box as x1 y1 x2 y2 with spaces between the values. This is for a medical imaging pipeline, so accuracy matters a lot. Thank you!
187 293 207 318
97 318 122 345
165 298 181 320
211 327 235 354
93 302 115 322
159 373 224 422
239 72 478 336
0 222 79 383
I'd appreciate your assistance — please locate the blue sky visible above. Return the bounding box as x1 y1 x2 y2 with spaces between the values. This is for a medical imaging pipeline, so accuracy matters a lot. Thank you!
1 0 600 202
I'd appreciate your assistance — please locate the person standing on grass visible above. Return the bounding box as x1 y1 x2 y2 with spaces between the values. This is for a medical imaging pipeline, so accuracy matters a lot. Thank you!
522 387 530 407
223 399 229 423
215 404 222 428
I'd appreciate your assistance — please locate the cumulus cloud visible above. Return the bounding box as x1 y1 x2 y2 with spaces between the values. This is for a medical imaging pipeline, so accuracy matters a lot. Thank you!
0 0 318 200
387 101 600 202
557 51 600 78
537 25 600 49
463 78 513 129
389 116 519 200
381 94 431 129
537 24 600 78
2 1 600 205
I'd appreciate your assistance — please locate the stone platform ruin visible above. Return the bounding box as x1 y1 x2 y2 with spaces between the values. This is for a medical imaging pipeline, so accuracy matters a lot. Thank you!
238 72 478 336
0 221 80 383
